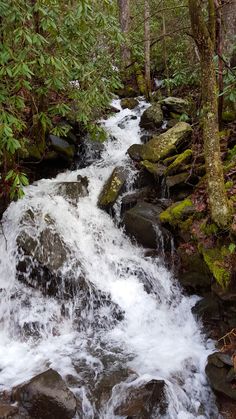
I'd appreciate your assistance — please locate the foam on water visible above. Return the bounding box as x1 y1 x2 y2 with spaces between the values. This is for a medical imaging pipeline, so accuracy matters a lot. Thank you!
0 99 218 417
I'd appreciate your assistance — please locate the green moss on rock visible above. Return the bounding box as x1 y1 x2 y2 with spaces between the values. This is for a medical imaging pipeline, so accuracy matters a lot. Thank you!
128 122 192 162
98 166 127 210
164 149 193 176
201 247 231 289
159 198 194 226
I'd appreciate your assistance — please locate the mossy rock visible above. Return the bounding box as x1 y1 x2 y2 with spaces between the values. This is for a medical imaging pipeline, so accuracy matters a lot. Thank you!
159 198 194 226
164 149 193 176
201 247 231 289
160 97 190 115
98 166 128 211
128 122 192 163
141 160 166 177
49 135 75 160
222 110 236 123
139 103 163 130
120 98 139 110
116 85 137 98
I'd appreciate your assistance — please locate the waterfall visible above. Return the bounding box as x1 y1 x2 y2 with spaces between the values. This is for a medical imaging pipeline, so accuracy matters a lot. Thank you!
0 99 218 418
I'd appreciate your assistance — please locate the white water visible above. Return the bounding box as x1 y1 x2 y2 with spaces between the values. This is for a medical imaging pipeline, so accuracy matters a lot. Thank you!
0 100 218 418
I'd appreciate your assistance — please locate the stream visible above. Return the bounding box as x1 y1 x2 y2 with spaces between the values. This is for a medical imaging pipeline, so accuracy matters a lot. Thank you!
0 99 219 418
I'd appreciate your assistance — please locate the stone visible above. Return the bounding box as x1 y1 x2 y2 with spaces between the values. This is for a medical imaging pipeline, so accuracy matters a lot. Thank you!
206 353 236 401
178 247 212 293
159 198 195 226
164 149 193 176
98 166 128 211
165 172 189 189
141 160 166 177
140 103 164 130
121 187 153 215
55 176 89 204
192 295 221 322
114 379 167 418
49 135 75 160
123 202 172 250
128 122 192 162
12 369 77 419
160 97 190 115
0 403 18 418
120 98 139 110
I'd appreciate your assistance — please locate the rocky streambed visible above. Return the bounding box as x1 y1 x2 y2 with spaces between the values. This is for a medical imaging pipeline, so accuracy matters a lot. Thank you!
1 96 234 418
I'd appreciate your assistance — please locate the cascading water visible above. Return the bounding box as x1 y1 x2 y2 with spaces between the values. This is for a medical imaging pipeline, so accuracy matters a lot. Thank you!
0 99 218 418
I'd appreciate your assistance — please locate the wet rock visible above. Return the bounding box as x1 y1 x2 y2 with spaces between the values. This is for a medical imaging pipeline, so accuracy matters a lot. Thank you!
123 202 172 250
17 226 68 272
12 369 77 419
0 403 18 418
128 122 192 162
114 379 167 418
49 135 75 160
118 115 137 129
192 294 221 322
55 176 89 204
98 166 128 211
178 247 212 293
120 98 139 110
78 137 104 168
121 187 154 215
140 103 163 130
160 97 190 115
206 353 236 401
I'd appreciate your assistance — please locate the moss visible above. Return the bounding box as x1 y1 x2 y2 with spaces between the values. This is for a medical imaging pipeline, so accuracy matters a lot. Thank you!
201 247 231 289
222 110 236 123
227 145 236 162
200 221 219 236
159 198 194 226
99 175 123 206
225 181 234 190
164 149 193 176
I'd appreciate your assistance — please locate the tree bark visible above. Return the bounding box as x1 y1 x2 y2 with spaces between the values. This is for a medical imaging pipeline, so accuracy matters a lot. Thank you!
144 0 151 98
188 0 231 228
118 0 131 71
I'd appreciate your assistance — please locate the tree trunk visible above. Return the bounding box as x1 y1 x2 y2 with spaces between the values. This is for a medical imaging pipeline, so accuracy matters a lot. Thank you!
188 0 231 228
144 0 151 98
215 0 224 127
118 0 131 71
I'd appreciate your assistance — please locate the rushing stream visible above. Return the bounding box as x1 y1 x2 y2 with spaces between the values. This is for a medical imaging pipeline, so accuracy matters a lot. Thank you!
0 99 218 418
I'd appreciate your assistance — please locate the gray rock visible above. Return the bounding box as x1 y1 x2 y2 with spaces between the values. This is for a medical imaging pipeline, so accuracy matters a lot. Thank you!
12 369 77 419
55 176 89 204
123 202 172 250
49 135 75 160
206 353 236 401
140 104 164 130
114 379 167 418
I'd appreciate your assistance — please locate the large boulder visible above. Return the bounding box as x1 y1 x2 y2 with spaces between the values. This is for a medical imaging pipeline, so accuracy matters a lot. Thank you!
123 202 172 250
140 104 164 130
128 122 192 162
114 379 167 418
98 166 128 211
206 352 236 401
0 403 18 418
160 97 190 115
12 369 77 419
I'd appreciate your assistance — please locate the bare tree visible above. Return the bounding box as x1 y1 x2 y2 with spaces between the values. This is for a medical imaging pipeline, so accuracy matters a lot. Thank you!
144 0 151 98
118 0 131 71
